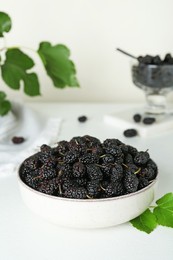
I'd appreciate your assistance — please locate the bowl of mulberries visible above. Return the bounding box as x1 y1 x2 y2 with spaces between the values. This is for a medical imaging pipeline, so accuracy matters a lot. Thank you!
132 54 173 90
18 135 158 229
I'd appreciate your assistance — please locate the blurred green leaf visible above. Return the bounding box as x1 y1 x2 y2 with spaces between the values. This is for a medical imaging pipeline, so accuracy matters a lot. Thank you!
0 90 6 100
0 91 11 116
38 42 79 88
1 48 40 96
0 12 12 37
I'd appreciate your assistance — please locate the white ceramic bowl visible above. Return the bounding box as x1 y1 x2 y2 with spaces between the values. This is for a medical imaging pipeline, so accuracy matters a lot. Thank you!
18 169 158 229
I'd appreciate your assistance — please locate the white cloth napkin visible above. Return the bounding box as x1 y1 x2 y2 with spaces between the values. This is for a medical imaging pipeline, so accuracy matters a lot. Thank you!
0 104 62 177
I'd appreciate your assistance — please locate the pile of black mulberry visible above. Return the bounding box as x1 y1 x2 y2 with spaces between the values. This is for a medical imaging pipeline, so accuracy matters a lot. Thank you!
132 54 173 89
19 135 158 199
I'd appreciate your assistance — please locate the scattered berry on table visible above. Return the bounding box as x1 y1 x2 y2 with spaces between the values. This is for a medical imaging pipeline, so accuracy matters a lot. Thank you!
143 117 156 125
123 129 138 137
125 113 157 138
12 136 25 144
133 113 142 123
78 115 88 123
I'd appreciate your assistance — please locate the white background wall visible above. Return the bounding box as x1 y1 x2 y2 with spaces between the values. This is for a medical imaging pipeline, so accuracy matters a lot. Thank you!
1 0 173 104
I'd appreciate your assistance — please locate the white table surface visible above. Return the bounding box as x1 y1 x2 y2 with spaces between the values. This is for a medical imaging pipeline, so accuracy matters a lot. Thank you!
1 102 173 260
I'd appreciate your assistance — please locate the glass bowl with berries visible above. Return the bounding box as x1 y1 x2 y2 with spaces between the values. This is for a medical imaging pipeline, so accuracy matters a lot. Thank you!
18 135 158 228
132 53 173 115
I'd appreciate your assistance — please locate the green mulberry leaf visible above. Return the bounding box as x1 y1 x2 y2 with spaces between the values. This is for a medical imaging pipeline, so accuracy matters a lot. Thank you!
1 48 40 96
130 209 157 234
0 12 12 37
37 42 79 88
153 193 173 227
0 91 6 100
0 91 11 116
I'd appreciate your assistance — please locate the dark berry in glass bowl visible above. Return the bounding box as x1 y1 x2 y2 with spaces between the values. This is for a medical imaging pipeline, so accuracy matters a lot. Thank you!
132 53 173 115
